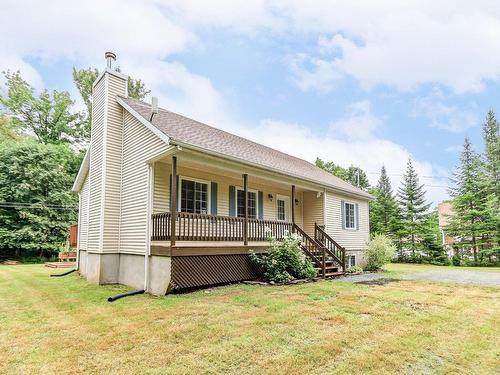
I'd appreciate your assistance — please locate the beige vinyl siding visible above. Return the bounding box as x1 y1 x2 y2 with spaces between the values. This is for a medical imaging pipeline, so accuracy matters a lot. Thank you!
86 77 106 252
101 76 126 253
302 191 324 237
119 112 171 254
324 192 369 251
78 175 90 250
153 163 302 226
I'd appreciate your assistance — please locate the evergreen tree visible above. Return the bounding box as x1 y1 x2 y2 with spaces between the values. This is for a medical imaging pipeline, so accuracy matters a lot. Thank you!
421 211 448 264
447 138 487 262
397 159 431 256
481 111 500 257
369 166 400 240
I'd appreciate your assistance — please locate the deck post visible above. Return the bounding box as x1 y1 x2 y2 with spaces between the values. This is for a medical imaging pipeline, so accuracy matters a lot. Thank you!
243 173 248 245
291 185 296 232
170 156 177 247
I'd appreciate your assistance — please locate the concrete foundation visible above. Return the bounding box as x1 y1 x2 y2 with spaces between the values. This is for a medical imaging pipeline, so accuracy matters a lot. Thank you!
78 251 171 296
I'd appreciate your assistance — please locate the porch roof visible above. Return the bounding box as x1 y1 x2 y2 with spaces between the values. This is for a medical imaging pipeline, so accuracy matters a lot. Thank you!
118 96 372 200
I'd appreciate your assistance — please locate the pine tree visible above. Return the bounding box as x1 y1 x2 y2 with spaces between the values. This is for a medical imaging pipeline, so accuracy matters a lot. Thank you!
421 211 448 264
369 166 400 240
447 137 487 262
481 111 500 255
397 159 431 256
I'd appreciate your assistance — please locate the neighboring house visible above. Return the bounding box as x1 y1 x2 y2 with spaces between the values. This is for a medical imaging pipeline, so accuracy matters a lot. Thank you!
72 53 372 295
438 201 456 257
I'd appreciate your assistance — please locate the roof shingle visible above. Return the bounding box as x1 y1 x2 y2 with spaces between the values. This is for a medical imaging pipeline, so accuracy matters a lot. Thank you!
119 96 371 199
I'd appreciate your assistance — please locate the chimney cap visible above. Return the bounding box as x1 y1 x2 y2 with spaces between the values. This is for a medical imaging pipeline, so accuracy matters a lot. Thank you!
105 51 116 68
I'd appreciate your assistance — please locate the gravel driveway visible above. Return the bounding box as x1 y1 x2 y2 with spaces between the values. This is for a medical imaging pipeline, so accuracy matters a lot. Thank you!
336 269 500 287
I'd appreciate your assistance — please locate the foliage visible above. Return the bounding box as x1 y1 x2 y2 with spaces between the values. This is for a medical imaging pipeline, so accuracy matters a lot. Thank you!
364 234 396 270
447 138 488 262
0 142 81 259
0 71 85 145
316 158 370 190
369 165 402 242
0 115 20 144
346 265 363 274
421 211 449 265
249 232 317 282
397 159 431 255
72 67 150 142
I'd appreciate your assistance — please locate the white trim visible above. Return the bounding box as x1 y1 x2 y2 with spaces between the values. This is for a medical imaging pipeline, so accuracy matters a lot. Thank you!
235 186 259 219
117 96 171 145
92 67 128 89
72 148 90 192
348 254 356 268
178 175 211 215
275 194 290 222
98 75 109 252
343 201 357 230
76 192 82 271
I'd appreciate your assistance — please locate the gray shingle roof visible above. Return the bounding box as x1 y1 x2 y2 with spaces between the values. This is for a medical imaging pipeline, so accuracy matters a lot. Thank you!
119 96 371 199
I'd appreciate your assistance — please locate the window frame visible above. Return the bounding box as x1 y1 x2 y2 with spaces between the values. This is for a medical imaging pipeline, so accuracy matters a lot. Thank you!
343 201 357 230
275 194 290 222
236 187 259 219
348 254 356 268
177 175 211 215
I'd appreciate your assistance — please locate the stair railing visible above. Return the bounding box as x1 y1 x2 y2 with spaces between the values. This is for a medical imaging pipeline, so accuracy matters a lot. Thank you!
314 223 346 271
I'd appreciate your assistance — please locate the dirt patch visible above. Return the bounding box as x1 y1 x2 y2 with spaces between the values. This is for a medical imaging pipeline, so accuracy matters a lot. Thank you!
354 278 400 286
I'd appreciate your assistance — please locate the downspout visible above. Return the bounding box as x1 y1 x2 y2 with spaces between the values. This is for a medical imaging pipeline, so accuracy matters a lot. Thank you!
76 192 82 271
144 163 154 292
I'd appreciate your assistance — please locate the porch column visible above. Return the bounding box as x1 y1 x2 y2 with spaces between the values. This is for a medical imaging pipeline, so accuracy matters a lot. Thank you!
170 156 177 247
243 173 248 245
291 185 296 232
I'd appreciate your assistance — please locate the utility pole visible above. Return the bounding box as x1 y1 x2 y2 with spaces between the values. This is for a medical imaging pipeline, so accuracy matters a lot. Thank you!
356 168 360 188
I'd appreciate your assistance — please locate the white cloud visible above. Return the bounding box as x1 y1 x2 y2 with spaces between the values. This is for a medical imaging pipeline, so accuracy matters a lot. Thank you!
243 118 449 205
411 91 479 133
329 100 380 140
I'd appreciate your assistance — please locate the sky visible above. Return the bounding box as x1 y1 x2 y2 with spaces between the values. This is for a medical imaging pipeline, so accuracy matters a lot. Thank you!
1 0 499 206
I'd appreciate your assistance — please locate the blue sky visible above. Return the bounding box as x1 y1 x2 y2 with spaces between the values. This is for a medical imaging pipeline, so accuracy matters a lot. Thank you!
2 1 500 204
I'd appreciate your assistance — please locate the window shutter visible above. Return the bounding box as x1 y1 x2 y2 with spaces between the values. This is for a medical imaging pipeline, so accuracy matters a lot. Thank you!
341 200 345 229
211 182 218 216
258 191 264 220
229 185 236 217
355 203 359 230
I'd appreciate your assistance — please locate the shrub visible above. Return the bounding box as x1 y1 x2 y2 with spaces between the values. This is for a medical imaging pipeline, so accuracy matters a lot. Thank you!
249 232 317 283
346 265 363 274
364 234 396 271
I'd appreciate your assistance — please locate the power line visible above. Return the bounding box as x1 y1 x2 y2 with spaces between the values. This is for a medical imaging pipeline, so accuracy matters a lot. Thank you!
0 202 77 210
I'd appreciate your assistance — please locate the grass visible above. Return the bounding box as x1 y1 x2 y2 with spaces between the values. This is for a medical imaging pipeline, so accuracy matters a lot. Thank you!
0 265 499 374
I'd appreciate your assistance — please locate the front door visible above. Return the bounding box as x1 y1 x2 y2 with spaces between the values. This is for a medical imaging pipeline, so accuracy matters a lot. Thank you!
276 195 290 222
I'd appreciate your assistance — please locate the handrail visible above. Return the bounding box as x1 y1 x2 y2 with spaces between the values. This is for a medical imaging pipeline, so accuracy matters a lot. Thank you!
314 223 346 270
151 212 293 242
292 224 323 268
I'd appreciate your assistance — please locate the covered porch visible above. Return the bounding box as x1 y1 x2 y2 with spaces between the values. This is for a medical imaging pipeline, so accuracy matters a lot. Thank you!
147 151 344 289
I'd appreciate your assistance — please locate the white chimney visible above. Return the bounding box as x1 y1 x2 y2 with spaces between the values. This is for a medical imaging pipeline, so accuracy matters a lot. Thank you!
150 97 158 121
105 51 116 69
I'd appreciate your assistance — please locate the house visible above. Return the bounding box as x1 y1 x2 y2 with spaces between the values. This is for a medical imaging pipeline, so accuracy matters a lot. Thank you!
72 53 372 295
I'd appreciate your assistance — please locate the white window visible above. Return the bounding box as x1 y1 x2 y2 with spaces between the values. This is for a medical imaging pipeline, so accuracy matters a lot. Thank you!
348 255 356 268
344 202 356 229
237 189 258 219
276 195 290 221
179 177 210 215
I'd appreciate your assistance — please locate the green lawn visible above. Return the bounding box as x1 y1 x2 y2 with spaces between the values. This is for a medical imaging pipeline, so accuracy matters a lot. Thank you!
0 264 499 374
385 262 500 275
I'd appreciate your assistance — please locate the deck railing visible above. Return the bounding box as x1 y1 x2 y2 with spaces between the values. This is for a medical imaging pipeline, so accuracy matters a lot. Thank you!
314 223 346 269
151 212 292 242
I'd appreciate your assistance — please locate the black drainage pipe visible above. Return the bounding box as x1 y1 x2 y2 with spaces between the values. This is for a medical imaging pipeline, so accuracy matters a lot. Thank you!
50 269 77 277
108 289 145 302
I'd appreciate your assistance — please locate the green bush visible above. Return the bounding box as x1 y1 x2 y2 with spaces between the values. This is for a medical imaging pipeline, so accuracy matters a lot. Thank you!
364 234 396 271
346 265 363 274
250 233 317 283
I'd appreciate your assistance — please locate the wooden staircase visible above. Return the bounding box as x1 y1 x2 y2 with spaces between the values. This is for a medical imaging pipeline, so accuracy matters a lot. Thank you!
293 224 346 277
